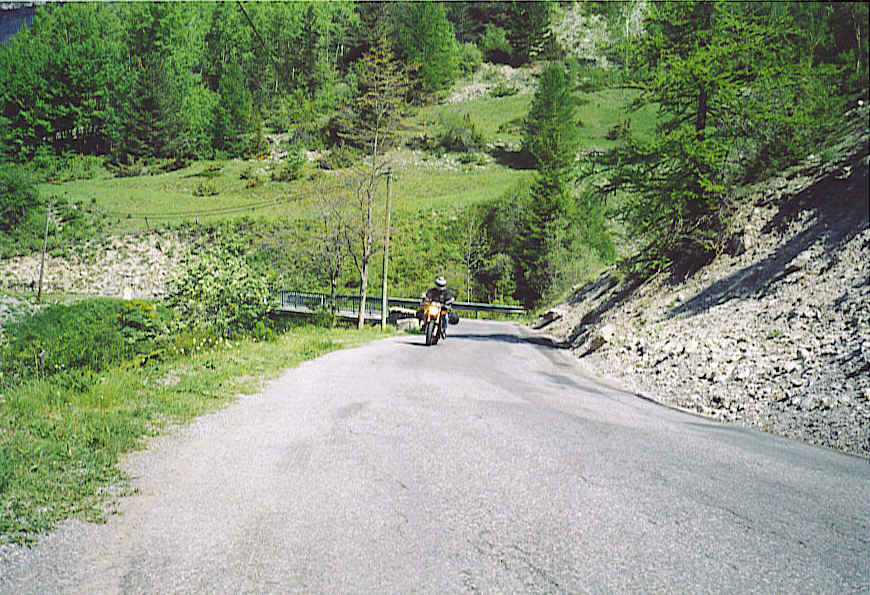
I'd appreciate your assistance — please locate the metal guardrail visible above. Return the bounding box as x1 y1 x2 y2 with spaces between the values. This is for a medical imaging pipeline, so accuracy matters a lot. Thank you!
277 290 524 318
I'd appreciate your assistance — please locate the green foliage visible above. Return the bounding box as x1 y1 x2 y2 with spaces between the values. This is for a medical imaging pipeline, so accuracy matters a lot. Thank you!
165 243 277 336
604 0 853 274
270 147 306 182
177 83 220 159
317 143 362 170
0 299 170 388
0 323 386 545
0 164 39 232
395 1 460 94
341 35 410 155
193 180 219 197
0 4 127 161
438 112 485 152
513 61 610 306
0 166 104 260
502 0 557 64
456 42 483 77
479 24 512 64
522 61 580 170
213 61 255 158
29 148 104 183
490 83 518 98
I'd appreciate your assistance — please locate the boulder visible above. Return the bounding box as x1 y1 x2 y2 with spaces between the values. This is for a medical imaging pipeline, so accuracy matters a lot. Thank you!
585 323 617 353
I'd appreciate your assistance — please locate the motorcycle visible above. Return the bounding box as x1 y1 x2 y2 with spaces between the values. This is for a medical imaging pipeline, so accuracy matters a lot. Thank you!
420 299 449 346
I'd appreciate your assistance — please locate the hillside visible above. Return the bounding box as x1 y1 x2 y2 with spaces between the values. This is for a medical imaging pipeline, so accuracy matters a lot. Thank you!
534 104 870 458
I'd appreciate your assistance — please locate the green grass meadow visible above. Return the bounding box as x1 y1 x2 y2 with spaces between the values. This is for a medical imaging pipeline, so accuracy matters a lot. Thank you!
38 86 644 236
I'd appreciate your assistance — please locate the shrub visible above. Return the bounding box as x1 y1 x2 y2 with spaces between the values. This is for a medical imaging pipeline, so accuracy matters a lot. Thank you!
439 112 485 152
107 159 148 178
245 120 270 159
317 143 361 170
457 42 483 77
271 146 306 182
479 24 512 64
0 299 170 388
490 83 518 98
30 149 104 183
157 157 189 173
605 119 631 141
164 245 277 337
193 180 219 196
0 164 39 232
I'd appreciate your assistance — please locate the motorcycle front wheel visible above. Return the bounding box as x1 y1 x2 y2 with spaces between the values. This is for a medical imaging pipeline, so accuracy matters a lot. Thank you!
425 321 435 346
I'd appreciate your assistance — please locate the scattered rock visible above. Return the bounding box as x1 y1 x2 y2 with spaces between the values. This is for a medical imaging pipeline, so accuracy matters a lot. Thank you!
535 107 870 458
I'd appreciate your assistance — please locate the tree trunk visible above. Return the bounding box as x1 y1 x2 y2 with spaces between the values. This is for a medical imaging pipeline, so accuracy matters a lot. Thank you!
696 86 708 139
357 259 368 329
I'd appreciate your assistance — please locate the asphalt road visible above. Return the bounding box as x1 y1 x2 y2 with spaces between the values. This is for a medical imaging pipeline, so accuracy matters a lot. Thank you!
2 320 868 593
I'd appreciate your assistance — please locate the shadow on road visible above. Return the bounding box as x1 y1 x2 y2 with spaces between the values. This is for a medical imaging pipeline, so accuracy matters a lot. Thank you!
445 333 568 349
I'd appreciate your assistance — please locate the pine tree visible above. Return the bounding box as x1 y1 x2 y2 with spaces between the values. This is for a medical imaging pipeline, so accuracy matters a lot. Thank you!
213 61 254 157
515 62 582 306
604 1 843 274
396 1 460 94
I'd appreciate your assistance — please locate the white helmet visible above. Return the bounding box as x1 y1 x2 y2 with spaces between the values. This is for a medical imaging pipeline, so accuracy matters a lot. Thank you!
435 276 447 289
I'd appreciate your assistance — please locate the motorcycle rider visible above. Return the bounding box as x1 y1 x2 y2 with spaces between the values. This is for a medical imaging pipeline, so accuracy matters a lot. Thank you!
422 275 455 332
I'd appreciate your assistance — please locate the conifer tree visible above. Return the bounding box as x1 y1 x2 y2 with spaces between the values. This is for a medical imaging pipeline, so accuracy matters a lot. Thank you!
515 62 581 306
396 1 460 94
213 61 254 157
604 1 844 274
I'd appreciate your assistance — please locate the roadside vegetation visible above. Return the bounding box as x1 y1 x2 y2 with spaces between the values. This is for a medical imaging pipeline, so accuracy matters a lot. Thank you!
0 0 866 544
0 295 388 545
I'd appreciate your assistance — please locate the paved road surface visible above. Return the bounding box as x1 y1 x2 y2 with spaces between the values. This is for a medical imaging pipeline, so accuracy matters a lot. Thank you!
2 320 868 593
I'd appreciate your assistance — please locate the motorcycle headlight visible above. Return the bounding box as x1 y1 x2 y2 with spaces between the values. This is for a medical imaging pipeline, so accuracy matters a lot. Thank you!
427 303 441 316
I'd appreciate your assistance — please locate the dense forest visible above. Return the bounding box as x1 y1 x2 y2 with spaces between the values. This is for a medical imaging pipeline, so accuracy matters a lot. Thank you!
0 1 559 162
0 1 867 307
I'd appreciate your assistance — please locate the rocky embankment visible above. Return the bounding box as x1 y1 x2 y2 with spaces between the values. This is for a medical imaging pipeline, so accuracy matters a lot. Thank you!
1 231 185 299
535 106 870 458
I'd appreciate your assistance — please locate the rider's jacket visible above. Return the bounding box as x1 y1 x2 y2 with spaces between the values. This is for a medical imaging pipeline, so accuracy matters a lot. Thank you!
424 287 454 305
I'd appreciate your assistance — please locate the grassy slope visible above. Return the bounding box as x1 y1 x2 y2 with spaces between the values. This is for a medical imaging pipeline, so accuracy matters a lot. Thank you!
38 87 652 236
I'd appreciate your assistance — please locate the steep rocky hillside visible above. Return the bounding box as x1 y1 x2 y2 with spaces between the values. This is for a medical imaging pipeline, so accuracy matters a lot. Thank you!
534 105 870 458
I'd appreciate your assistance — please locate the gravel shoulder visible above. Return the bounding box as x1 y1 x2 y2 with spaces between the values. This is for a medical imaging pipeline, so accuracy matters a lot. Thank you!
534 105 870 458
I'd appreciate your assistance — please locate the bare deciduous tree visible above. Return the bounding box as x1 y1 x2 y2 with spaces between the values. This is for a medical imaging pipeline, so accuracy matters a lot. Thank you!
338 35 408 328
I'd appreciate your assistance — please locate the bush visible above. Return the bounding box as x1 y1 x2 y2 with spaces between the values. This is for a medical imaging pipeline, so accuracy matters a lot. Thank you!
107 159 148 178
157 157 189 173
479 24 512 64
0 163 39 232
240 165 264 187
165 245 277 337
457 42 483 77
271 146 306 181
438 112 485 152
0 299 170 388
490 83 518 98
317 143 361 170
30 148 104 183
193 180 219 196
605 119 631 141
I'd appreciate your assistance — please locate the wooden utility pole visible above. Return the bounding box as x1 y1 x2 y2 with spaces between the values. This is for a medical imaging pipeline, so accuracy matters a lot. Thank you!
381 170 392 330
37 199 51 302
